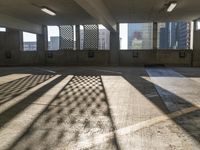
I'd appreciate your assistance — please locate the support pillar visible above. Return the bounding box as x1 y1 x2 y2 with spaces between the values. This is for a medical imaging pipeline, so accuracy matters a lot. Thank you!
193 20 200 67
37 25 48 51
153 22 158 50
110 23 120 65
0 31 6 51
76 25 80 50
5 28 22 51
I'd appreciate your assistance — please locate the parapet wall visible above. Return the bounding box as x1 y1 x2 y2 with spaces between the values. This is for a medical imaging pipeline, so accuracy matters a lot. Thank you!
0 49 193 67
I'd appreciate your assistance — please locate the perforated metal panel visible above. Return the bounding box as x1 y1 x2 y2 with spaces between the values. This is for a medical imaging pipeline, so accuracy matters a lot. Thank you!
83 25 98 50
59 25 74 50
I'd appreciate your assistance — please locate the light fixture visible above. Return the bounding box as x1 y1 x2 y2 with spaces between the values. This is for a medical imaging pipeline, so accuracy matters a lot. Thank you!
167 2 177 12
41 6 56 16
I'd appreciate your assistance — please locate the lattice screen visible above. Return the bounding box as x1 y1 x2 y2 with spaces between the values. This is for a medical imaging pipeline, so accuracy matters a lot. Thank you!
59 25 74 50
83 25 99 50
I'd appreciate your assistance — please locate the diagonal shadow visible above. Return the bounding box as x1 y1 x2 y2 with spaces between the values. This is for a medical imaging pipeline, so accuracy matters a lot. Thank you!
5 75 120 150
0 75 65 128
0 75 55 105
122 68 200 144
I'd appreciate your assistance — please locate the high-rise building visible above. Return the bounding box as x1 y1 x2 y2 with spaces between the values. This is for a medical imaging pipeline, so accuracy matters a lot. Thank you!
23 41 37 51
49 37 59 50
128 23 153 49
158 22 191 49
158 23 169 49
178 22 191 49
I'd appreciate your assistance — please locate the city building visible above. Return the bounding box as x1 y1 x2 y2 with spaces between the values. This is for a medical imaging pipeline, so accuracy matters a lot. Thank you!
158 22 191 49
128 23 153 49
23 41 37 51
48 36 59 50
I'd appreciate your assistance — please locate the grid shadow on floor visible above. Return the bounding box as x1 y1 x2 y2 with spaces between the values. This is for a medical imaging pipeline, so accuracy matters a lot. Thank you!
6 76 120 150
0 75 54 106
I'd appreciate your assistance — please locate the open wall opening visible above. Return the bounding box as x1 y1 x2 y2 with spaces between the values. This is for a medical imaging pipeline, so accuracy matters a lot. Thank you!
47 26 60 51
157 22 193 50
23 32 37 51
120 23 153 50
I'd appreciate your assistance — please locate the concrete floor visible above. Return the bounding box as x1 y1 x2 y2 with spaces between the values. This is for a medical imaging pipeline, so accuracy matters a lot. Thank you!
0 67 200 150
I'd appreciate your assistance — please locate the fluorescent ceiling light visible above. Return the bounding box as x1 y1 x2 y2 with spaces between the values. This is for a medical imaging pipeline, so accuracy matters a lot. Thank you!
0 27 6 32
41 7 56 16
167 2 177 12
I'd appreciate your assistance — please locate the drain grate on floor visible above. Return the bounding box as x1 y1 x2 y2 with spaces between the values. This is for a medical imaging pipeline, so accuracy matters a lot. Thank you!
144 64 165 67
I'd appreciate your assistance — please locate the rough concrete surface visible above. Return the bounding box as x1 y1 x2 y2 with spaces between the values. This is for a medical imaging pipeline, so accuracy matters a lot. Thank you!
0 67 200 150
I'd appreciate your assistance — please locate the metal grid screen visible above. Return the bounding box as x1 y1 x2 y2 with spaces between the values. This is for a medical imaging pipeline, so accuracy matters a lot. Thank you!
83 25 99 50
59 25 74 50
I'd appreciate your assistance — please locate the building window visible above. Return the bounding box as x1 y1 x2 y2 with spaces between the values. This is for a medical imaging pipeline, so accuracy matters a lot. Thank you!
47 26 59 50
23 32 37 51
0 27 6 32
120 23 153 50
157 22 193 50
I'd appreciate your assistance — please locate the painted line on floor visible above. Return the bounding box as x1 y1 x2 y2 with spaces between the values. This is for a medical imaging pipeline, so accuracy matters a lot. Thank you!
81 67 123 75
75 104 200 150
34 67 57 74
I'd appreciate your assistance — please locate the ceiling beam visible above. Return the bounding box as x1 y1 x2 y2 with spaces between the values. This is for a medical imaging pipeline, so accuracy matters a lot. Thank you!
74 0 117 32
0 14 42 34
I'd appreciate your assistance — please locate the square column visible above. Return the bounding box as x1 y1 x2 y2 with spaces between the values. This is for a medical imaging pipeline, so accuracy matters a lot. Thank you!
193 20 200 66
110 23 120 65
5 28 23 51
76 25 80 50
37 25 48 51
153 22 158 50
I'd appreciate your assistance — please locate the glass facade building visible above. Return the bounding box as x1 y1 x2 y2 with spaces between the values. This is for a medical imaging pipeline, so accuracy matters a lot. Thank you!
158 22 191 49
128 23 153 49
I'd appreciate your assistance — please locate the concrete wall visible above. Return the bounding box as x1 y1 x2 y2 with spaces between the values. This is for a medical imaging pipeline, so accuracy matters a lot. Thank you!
45 50 110 66
0 49 193 67
0 50 110 66
119 50 192 66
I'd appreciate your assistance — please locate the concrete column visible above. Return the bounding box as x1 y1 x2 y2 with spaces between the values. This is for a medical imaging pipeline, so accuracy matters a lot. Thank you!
5 28 22 51
76 25 80 50
0 31 7 65
37 25 48 51
153 22 158 50
0 32 6 51
193 20 200 66
110 23 120 65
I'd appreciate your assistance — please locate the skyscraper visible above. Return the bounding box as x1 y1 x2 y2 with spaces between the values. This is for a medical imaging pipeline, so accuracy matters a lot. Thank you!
158 22 191 49
178 22 191 49
128 23 153 49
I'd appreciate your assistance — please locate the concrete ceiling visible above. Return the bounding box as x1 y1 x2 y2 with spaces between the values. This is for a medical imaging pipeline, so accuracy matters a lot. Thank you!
0 0 96 25
0 0 199 30
104 0 200 22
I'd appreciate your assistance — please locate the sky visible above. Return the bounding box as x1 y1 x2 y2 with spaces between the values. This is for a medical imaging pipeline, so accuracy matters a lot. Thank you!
23 32 37 42
119 23 128 49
